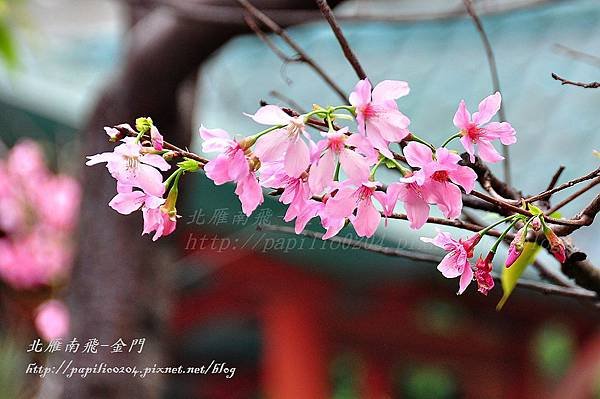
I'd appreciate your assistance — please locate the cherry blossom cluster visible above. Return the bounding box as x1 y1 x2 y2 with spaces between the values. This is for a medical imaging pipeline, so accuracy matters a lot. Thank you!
87 78 566 296
0 140 79 340
0 140 80 289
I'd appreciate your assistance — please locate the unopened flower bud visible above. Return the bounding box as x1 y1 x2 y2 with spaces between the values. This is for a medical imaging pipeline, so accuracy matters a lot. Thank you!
505 226 527 268
544 225 566 263
531 217 542 231
475 252 495 295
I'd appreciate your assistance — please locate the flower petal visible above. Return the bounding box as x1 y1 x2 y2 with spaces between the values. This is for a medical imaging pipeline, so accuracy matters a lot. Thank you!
404 142 433 169
452 100 471 130
477 140 504 163
284 138 310 178
246 105 291 126
472 92 501 125
371 80 410 102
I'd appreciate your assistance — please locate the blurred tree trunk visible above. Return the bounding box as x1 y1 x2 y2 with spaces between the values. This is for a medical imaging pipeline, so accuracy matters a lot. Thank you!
65 1 342 398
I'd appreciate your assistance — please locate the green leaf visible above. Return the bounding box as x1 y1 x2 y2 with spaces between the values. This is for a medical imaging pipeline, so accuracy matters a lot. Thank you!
528 204 544 216
496 241 542 310
0 19 17 69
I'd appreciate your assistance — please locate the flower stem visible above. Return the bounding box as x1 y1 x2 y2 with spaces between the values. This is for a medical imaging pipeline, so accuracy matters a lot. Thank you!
478 214 520 237
408 133 436 150
164 167 184 190
441 132 462 148
249 124 285 141
370 157 385 180
489 218 520 254
385 156 411 177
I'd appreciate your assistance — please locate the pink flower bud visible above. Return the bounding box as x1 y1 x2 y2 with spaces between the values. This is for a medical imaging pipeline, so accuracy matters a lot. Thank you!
531 217 542 231
544 225 566 263
35 300 69 341
505 226 526 268
475 252 495 296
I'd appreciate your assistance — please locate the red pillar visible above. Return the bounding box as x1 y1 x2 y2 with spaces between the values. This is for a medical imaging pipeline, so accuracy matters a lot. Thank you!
360 356 393 399
262 293 329 399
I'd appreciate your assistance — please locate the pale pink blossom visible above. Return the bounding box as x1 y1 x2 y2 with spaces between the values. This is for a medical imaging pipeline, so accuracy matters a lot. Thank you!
453 92 516 163
321 182 387 238
37 176 81 230
0 230 72 289
404 142 477 219
390 178 431 230
35 300 69 341
308 128 372 194
248 105 311 177
349 79 411 158
86 137 170 197
421 230 482 294
200 126 264 216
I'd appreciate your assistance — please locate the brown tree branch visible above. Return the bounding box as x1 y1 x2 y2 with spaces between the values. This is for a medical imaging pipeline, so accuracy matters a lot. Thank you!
259 224 599 301
547 178 600 216
238 0 348 101
315 0 367 80
524 167 600 203
552 72 600 88
462 0 511 185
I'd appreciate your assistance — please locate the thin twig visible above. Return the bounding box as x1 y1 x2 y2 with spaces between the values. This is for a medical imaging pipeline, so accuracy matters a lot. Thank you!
237 0 347 102
462 0 511 185
147 0 554 27
315 0 367 80
525 167 600 203
547 178 600 216
551 72 600 89
259 224 598 301
546 165 565 191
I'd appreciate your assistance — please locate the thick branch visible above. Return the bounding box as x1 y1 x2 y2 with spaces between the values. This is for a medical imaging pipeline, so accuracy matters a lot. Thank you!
259 224 598 301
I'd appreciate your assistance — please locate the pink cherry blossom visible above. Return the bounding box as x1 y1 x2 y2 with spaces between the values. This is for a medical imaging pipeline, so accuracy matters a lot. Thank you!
200 126 264 216
37 175 81 230
248 105 311 178
404 142 477 219
349 79 411 158
453 92 516 163
390 178 431 230
35 300 70 341
0 230 72 289
86 137 170 197
142 206 177 241
421 230 482 294
321 181 386 238
308 128 372 194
